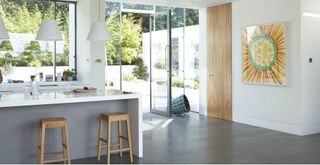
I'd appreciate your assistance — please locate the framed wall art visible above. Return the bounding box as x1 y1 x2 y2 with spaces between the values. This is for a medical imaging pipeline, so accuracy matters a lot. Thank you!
242 23 286 86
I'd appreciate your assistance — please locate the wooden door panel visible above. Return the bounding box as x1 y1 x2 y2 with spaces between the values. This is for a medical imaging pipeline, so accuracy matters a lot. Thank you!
207 3 232 121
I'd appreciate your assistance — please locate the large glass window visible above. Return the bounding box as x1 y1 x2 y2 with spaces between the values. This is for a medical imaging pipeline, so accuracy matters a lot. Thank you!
184 8 199 112
122 3 154 13
0 0 76 82
171 8 185 99
105 1 199 112
105 1 121 90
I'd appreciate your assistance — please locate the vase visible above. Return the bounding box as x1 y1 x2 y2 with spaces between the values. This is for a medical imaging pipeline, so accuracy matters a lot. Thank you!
67 76 73 81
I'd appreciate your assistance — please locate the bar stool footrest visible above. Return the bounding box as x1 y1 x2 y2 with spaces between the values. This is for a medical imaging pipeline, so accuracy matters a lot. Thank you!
119 135 128 140
43 158 67 164
45 152 64 156
110 148 130 153
101 143 121 148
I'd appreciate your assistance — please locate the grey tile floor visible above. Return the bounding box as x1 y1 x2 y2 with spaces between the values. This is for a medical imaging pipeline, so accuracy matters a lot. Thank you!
73 112 320 164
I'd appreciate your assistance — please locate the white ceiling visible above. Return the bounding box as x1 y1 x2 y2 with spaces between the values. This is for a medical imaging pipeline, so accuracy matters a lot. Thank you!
107 0 236 9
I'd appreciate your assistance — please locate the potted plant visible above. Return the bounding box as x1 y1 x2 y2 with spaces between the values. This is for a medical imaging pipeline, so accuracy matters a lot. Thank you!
63 69 76 81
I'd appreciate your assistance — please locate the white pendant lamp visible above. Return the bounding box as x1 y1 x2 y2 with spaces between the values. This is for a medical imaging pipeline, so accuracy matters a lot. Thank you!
36 0 63 41
87 0 112 41
36 19 63 41
87 22 112 41
0 17 9 39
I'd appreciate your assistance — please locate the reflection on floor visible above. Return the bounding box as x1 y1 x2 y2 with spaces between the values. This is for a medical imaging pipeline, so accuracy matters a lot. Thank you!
73 112 320 164
142 113 174 131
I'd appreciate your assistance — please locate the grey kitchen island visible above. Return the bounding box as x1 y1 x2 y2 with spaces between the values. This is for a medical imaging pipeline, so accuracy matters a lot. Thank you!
0 88 143 163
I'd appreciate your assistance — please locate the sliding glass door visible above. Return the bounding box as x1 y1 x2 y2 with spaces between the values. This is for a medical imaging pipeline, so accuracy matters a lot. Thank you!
150 10 172 116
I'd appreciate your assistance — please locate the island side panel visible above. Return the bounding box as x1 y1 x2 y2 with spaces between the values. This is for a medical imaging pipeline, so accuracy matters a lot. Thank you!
0 99 140 163
127 98 143 157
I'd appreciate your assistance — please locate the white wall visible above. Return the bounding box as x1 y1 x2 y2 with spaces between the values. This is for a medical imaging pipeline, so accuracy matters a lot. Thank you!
232 0 303 135
77 0 106 88
301 0 320 135
199 8 208 116
77 0 91 84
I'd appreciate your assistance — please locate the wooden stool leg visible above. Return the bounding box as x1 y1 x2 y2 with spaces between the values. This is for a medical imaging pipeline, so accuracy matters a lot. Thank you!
40 124 46 164
64 123 71 164
118 121 122 157
37 124 42 164
61 126 67 164
97 118 103 161
126 118 133 163
107 120 112 164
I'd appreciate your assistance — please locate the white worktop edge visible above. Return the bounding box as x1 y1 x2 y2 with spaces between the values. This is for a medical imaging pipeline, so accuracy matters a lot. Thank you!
0 94 141 108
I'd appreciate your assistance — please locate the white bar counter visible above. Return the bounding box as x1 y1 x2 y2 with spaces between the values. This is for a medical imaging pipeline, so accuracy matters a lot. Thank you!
0 88 143 163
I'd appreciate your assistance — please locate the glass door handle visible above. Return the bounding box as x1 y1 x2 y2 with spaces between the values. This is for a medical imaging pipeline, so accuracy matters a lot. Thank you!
165 45 170 72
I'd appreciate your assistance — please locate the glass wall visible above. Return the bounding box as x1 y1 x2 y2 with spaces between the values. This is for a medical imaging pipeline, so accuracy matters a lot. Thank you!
0 0 76 82
105 1 199 112
122 3 154 12
171 7 185 99
184 9 200 112
105 1 121 90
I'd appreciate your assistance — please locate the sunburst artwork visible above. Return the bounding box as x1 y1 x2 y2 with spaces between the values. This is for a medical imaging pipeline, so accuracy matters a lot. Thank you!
242 23 286 86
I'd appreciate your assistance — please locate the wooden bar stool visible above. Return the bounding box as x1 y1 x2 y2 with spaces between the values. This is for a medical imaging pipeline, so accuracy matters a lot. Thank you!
37 117 71 164
97 112 133 164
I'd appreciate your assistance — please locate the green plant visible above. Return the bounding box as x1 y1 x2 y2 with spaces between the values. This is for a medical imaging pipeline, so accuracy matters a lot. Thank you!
132 57 149 80
64 68 76 77
156 80 166 86
108 80 114 86
123 74 136 82
194 81 199 90
106 12 142 65
172 77 184 88
154 59 165 69
21 41 42 68
0 40 13 51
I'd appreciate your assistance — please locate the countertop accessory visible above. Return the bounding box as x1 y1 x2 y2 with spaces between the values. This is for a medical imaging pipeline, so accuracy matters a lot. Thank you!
73 87 97 93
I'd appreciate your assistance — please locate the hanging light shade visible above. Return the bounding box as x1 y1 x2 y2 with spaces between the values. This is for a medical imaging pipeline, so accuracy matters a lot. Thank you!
87 21 112 41
87 0 112 41
36 19 63 41
0 17 9 39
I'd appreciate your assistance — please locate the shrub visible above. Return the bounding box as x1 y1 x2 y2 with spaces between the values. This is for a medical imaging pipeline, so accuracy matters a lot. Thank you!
0 40 13 51
172 77 184 88
194 82 199 89
123 74 136 82
108 81 114 86
156 80 166 86
154 59 165 69
132 57 149 81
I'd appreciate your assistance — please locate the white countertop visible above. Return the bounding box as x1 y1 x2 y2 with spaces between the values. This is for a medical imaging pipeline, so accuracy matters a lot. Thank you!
0 88 140 108
0 81 82 92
